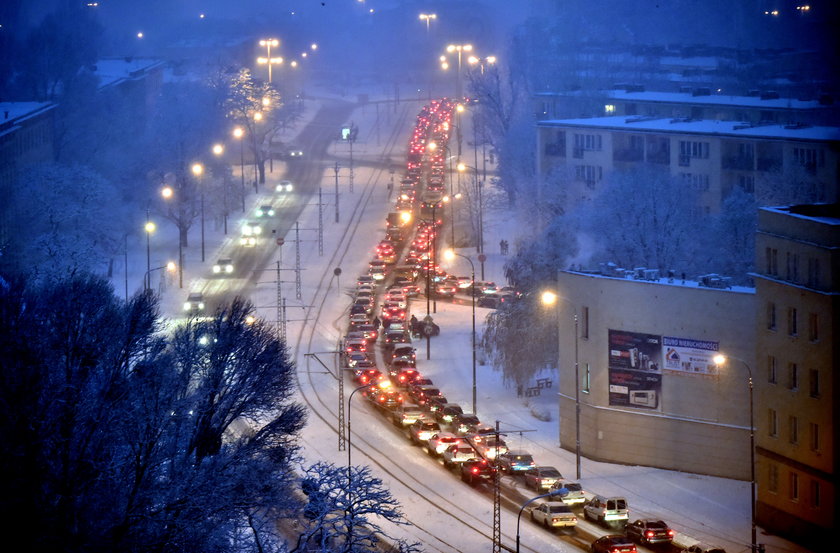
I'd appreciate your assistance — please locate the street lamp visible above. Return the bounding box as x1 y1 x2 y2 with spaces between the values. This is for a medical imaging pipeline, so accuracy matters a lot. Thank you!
257 38 281 83
144 214 155 292
444 249 477 415
419 12 437 33
457 161 485 277
232 127 245 212
714 354 758 553
516 490 564 553
467 54 497 75
192 162 205 262
143 261 176 294
541 290 581 480
445 43 473 100
348 381 387 480
160 186 184 289
212 143 228 234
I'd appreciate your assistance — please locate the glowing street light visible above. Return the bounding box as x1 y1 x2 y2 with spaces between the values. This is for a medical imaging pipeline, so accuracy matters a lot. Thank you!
192 162 206 262
258 38 281 83
233 127 245 211
419 13 437 33
446 43 472 100
144 215 155 292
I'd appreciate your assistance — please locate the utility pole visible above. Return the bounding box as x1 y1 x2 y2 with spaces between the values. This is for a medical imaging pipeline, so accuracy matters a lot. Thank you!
333 162 340 223
349 136 355 193
276 261 283 341
295 221 302 300
318 187 324 255
492 419 502 553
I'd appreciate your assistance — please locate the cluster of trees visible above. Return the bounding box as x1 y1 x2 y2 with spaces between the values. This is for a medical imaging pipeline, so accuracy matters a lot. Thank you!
0 274 419 552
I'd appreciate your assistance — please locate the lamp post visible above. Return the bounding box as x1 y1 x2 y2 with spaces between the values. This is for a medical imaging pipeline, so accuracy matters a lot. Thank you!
160 185 184 289
418 13 436 33
233 127 245 211
445 249 476 415
445 43 473 100
457 161 485 278
714 354 757 553
212 143 227 234
257 38 281 83
541 290 581 480
143 262 176 294
144 212 155 292
517 490 563 553
191 162 205 262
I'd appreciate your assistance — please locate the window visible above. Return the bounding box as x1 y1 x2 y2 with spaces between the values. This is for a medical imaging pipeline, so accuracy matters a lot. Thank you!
807 258 820 288
810 480 821 508
792 147 822 170
679 140 710 159
680 172 710 191
808 313 819 342
809 369 820 398
574 165 602 186
788 363 799 390
789 415 798 444
766 302 776 330
768 464 779 493
738 142 755 159
582 363 591 394
767 356 777 384
768 409 778 437
786 252 799 282
809 422 820 451
738 174 755 193
765 247 778 276
787 307 798 336
789 473 799 502
573 133 603 152
579 306 590 339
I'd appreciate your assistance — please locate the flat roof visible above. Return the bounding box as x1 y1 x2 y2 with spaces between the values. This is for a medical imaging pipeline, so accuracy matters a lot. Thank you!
535 89 825 111
761 204 840 226
92 58 165 89
538 115 840 142
0 102 55 122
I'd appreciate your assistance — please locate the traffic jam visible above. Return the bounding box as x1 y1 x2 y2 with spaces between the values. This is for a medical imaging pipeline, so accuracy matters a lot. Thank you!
339 98 691 553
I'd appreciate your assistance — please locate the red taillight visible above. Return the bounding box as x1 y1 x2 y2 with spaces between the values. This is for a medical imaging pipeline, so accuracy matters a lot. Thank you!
645 531 654 538
667 530 675 537
472 467 479 474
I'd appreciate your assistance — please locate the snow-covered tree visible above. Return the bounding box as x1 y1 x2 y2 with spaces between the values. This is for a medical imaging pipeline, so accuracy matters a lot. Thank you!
3 162 123 278
293 462 421 553
225 69 284 185
0 277 306 553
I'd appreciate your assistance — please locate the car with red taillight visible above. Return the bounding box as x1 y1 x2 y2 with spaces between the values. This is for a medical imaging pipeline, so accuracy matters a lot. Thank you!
625 519 675 545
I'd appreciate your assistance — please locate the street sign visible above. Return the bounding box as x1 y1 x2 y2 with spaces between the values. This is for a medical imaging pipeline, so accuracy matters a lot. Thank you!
477 253 487 263
334 267 342 276
276 238 285 246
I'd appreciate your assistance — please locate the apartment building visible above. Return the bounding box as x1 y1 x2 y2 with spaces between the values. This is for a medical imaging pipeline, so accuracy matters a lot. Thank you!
537 115 840 213
753 203 839 549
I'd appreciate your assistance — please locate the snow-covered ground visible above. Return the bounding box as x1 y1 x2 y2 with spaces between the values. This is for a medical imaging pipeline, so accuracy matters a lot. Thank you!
114 89 812 553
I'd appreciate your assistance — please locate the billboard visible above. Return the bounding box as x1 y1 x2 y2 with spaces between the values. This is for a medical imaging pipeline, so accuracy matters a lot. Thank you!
608 330 662 410
662 336 719 375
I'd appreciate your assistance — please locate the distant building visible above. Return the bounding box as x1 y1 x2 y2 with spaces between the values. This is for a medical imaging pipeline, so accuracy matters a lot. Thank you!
753 203 839 549
554 268 755 480
91 58 166 131
537 115 840 213
0 102 56 258
535 88 839 126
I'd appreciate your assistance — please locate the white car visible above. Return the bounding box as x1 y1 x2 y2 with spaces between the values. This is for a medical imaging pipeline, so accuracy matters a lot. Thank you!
275 180 294 193
550 481 586 505
240 221 263 246
530 501 578 529
583 495 629 525
183 292 205 312
426 432 462 456
212 258 234 275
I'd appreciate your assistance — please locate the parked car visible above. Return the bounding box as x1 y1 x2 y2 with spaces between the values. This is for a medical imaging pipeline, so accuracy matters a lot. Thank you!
583 495 629 526
497 451 536 474
549 481 586 505
680 544 727 553
591 535 637 553
529 501 578 530
625 519 675 546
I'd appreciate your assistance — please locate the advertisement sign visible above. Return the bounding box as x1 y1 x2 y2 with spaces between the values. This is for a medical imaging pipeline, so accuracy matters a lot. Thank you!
662 336 719 375
608 330 662 410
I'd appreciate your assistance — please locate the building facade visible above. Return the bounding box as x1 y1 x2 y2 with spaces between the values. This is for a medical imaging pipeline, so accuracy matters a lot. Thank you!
555 269 755 480
753 204 839 549
537 116 840 213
